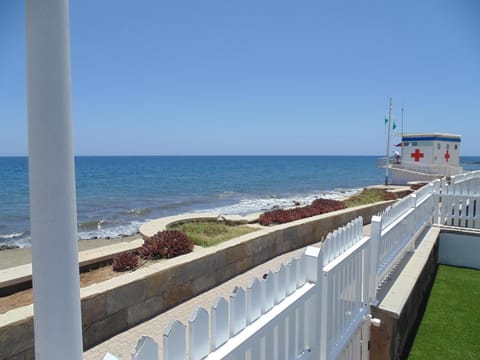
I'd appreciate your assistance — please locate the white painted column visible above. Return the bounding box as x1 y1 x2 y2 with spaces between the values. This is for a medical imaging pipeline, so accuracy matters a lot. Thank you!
25 0 83 358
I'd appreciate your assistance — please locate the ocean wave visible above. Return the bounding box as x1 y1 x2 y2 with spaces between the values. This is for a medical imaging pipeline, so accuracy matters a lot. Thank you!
219 191 239 199
201 188 361 215
0 232 31 249
0 232 24 239
127 208 152 216
78 219 112 232
0 220 144 249
77 220 143 240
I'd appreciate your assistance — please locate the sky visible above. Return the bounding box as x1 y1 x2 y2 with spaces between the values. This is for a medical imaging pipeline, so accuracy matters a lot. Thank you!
1 0 479 156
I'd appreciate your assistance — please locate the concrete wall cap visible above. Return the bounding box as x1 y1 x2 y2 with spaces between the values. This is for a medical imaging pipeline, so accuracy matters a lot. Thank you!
378 226 440 318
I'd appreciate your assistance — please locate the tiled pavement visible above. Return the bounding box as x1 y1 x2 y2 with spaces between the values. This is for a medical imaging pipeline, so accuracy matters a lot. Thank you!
84 225 371 359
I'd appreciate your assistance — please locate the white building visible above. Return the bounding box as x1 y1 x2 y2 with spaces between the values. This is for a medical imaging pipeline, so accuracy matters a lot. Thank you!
391 132 463 185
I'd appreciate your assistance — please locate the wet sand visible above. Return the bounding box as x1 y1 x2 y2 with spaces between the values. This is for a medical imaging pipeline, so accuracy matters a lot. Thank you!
0 235 141 270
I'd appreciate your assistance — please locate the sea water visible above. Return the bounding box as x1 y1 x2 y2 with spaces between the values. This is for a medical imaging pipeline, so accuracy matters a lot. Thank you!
1 155 479 248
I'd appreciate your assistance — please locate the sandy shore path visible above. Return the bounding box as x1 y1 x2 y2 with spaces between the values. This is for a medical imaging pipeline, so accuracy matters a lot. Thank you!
0 235 141 270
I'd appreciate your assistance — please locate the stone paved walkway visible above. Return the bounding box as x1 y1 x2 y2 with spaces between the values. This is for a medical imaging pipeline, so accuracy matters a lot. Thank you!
84 225 371 359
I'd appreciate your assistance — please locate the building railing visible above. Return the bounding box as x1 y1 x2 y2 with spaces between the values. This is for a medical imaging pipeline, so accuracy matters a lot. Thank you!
103 171 480 360
377 157 462 177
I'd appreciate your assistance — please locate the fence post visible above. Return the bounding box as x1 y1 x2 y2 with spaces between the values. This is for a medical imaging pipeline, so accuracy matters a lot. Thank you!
319 246 329 360
304 246 324 359
369 216 381 305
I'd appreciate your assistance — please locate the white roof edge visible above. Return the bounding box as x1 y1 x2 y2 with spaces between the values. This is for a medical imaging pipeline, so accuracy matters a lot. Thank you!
402 132 461 138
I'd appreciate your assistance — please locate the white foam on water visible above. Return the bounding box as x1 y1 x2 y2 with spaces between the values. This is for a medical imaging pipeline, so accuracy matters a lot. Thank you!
0 233 31 248
78 220 144 240
0 232 24 239
200 188 361 215
1 220 144 248
1 188 362 248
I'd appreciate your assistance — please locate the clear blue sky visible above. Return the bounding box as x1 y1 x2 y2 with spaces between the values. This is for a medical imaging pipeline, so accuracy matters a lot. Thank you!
1 0 479 156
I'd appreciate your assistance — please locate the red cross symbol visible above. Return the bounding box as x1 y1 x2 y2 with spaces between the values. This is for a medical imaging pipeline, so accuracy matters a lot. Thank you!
444 150 450 162
411 149 424 162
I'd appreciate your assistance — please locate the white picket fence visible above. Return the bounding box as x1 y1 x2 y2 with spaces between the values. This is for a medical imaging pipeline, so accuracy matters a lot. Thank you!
104 218 371 360
434 171 480 228
369 182 436 301
103 171 480 360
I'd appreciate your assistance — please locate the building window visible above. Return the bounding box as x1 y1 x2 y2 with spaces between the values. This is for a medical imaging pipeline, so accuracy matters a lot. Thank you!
437 143 441 150
455 144 458 150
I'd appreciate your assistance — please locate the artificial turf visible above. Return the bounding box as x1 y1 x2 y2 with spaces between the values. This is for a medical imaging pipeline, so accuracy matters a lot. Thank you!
408 265 480 359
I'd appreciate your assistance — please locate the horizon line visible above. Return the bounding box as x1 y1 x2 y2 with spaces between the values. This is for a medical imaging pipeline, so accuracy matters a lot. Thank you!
1 154 392 158
2 153 480 158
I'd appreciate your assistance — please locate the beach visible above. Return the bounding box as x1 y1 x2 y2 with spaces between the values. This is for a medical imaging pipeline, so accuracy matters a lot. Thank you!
0 234 140 270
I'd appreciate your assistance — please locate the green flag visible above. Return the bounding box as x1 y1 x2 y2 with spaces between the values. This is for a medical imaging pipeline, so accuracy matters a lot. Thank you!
384 117 388 125
393 121 397 130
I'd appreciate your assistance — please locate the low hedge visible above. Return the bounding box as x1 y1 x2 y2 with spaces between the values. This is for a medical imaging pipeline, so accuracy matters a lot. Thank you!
112 230 194 272
259 198 347 226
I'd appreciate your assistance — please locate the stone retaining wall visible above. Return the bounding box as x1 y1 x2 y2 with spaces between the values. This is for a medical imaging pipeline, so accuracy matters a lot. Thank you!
0 201 393 359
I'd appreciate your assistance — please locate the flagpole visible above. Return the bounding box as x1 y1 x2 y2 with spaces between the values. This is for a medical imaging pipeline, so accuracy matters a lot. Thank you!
401 103 404 140
385 97 392 186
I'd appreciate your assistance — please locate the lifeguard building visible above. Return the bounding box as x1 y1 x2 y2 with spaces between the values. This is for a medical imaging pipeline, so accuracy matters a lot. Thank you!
391 132 463 185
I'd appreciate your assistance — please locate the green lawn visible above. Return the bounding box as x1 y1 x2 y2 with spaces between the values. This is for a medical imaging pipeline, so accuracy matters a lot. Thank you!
167 221 258 247
408 265 480 360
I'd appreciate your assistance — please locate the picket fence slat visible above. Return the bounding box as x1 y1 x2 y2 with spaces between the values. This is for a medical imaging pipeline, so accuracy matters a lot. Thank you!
230 287 246 336
247 278 261 324
274 264 287 305
262 270 274 313
163 320 186 360
189 307 209 360
286 260 297 295
131 336 158 360
277 313 287 360
296 255 306 288
264 329 274 360
211 296 229 350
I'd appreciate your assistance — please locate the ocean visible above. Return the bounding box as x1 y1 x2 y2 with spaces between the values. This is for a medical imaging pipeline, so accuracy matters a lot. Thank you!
1 155 480 248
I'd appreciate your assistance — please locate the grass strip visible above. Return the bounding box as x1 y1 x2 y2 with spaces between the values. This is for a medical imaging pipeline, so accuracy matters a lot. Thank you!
344 188 398 207
408 265 480 359
168 221 258 247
